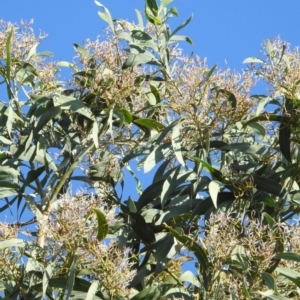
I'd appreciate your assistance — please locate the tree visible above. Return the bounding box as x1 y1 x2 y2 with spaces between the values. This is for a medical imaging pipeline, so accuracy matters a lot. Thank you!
1 1 300 299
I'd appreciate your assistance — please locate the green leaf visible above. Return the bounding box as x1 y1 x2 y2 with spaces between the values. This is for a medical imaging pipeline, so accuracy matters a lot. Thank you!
6 28 13 99
33 106 61 137
279 121 291 162
246 122 266 140
169 35 193 45
171 121 185 167
134 118 165 132
168 227 210 288
136 179 165 211
208 181 222 209
190 157 224 182
135 9 144 30
263 212 276 227
0 238 29 249
160 0 174 10
276 252 300 262
206 64 217 79
95 1 115 32
54 95 93 120
144 142 172 173
123 52 160 69
73 43 90 59
146 0 159 16
130 284 174 300
43 263 55 299
243 114 288 127
252 175 286 198
130 213 156 244
93 209 108 241
65 256 78 299
276 267 300 288
180 271 201 288
261 272 277 293
85 281 99 300
92 121 99 148
242 279 251 299
120 108 132 123
161 169 193 209
170 15 193 38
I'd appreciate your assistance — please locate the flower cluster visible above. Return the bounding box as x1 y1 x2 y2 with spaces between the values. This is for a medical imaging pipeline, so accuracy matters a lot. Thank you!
203 212 292 298
165 54 255 145
43 192 136 298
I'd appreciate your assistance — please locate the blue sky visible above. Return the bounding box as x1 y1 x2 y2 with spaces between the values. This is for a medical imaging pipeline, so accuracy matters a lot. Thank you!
3 0 300 70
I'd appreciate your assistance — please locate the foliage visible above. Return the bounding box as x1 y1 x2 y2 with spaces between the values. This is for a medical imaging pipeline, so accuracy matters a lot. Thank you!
1 1 300 299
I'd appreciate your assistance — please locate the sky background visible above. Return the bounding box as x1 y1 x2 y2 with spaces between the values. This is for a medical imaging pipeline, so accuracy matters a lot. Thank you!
3 0 300 70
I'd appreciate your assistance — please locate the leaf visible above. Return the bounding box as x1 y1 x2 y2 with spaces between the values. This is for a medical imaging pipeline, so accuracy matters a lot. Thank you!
54 95 93 120
95 1 115 32
160 0 174 10
144 142 172 173
6 28 13 99
243 57 265 64
135 9 144 30
73 43 90 59
190 157 224 182
170 15 193 38
279 121 291 162
92 121 99 148
243 114 288 127
263 212 276 227
131 216 156 244
85 281 99 300
276 252 300 262
136 179 165 211
252 175 286 198
246 122 266 140
169 35 193 45
122 52 160 69
93 209 108 241
161 169 193 209
168 227 210 288
43 263 55 299
0 239 29 249
171 121 185 167
276 267 300 288
130 284 174 300
208 181 222 209
156 119 180 144
120 108 132 123
261 272 277 293
65 256 78 300
206 64 217 79
33 106 61 137
146 0 159 16
180 271 201 287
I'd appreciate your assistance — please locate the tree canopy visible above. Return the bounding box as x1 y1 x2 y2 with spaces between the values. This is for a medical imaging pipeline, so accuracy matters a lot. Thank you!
1 1 300 299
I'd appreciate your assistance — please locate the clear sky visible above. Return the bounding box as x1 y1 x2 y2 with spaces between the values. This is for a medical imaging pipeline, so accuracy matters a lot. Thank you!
3 0 300 70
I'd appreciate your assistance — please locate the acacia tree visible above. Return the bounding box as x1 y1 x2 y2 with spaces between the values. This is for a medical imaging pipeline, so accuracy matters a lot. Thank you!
1 1 300 299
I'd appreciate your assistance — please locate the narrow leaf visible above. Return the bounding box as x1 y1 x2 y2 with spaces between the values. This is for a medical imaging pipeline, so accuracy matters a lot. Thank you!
93 209 108 241
95 1 115 32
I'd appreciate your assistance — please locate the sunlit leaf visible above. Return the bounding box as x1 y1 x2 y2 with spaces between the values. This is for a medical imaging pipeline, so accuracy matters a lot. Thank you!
93 209 108 241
